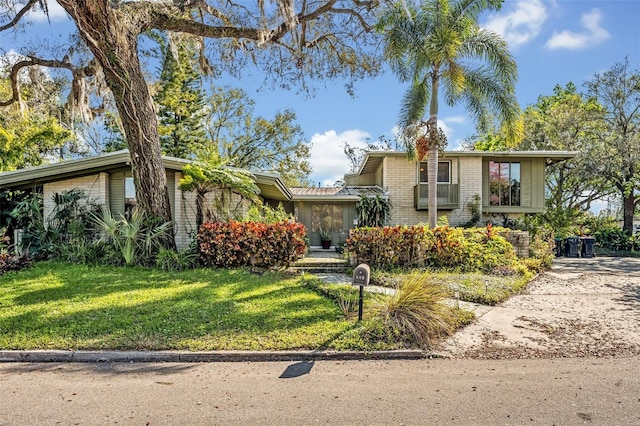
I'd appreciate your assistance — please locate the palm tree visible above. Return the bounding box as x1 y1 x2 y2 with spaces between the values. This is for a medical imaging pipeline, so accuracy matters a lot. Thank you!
179 154 261 230
377 0 522 228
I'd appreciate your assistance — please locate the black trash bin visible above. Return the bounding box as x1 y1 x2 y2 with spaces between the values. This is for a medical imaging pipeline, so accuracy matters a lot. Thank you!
554 238 564 257
581 237 595 258
565 237 581 257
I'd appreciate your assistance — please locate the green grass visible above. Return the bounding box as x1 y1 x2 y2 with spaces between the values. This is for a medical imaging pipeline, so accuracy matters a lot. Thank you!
373 269 533 306
0 262 393 351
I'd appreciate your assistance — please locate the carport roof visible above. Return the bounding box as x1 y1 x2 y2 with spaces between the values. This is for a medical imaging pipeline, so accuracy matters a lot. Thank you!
290 185 387 201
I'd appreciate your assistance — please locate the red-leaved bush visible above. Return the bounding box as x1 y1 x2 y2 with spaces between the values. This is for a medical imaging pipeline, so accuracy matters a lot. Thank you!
0 253 32 275
347 224 516 271
198 220 307 268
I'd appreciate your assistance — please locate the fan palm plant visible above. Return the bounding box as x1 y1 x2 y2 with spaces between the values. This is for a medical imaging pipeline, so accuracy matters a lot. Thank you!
179 154 261 229
377 0 522 228
91 206 173 266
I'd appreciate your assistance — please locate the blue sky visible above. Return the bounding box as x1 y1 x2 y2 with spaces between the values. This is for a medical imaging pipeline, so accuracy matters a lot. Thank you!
2 0 639 187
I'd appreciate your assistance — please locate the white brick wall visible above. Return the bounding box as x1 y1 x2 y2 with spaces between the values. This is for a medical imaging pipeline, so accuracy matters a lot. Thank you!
173 171 199 250
173 172 255 250
449 157 483 226
383 155 486 227
43 173 108 223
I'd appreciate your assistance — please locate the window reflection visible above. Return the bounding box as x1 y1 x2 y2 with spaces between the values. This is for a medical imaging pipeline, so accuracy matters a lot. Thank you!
489 161 520 206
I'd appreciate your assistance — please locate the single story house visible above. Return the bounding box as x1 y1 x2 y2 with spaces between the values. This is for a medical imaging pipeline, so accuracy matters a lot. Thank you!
0 149 575 250
0 150 291 249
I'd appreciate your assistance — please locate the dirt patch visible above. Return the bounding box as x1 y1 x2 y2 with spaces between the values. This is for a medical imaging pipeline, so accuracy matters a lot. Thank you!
438 269 640 359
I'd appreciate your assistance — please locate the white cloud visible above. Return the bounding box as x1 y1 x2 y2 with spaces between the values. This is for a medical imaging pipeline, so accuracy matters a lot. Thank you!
308 129 371 186
545 8 610 50
438 115 466 140
483 0 547 48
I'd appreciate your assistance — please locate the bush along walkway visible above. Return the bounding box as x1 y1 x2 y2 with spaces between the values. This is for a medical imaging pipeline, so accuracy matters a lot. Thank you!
311 272 493 318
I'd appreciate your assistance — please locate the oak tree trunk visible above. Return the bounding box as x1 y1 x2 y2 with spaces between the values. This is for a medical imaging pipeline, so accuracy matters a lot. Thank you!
58 0 173 226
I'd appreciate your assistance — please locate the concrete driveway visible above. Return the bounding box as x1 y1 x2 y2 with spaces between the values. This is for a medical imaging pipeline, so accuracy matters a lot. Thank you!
550 255 640 276
439 256 640 359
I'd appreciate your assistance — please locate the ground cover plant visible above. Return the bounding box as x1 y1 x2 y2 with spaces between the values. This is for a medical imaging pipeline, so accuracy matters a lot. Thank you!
372 269 533 306
301 274 475 349
0 262 400 351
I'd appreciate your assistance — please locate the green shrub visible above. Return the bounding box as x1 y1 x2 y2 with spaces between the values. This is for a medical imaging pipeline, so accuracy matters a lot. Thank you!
528 234 554 269
198 220 307 268
355 194 392 227
91 207 173 266
593 225 638 251
371 272 453 348
347 224 516 272
155 248 199 271
520 257 545 274
425 226 468 268
243 203 293 224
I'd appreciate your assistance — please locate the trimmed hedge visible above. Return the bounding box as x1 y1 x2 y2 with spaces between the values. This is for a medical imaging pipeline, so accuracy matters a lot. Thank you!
346 224 516 272
198 220 307 268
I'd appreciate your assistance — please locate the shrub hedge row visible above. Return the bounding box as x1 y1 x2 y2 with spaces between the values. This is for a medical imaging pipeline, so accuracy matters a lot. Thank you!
346 224 517 272
198 220 307 268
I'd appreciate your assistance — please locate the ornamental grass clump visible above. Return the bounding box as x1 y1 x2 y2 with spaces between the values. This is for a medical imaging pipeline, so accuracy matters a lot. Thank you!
372 272 453 348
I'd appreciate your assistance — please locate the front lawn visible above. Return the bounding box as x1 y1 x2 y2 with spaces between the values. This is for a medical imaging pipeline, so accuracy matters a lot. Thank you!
0 262 384 351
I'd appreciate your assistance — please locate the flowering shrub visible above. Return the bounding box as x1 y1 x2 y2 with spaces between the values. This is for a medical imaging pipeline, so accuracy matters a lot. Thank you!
198 220 307 268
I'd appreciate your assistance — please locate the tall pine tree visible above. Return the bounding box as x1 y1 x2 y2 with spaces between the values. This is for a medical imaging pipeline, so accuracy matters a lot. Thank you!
153 34 208 159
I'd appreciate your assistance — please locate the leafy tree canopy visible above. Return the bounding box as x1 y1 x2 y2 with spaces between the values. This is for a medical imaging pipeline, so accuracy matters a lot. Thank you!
0 76 73 171
0 0 383 226
582 58 640 235
203 85 311 186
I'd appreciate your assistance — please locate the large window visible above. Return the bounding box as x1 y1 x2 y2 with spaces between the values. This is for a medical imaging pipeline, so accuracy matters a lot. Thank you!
489 161 521 206
311 204 343 232
419 161 451 183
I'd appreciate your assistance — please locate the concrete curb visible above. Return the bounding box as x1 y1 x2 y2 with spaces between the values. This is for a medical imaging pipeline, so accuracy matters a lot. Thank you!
0 349 441 363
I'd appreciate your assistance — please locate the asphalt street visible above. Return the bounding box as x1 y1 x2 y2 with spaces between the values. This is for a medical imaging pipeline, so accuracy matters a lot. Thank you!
1 357 639 425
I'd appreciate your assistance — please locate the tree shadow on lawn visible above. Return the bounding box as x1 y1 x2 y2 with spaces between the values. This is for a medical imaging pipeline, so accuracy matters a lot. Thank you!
0 271 349 351
7 264 248 306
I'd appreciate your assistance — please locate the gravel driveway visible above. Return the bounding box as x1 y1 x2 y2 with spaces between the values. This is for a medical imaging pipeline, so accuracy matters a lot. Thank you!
439 257 640 359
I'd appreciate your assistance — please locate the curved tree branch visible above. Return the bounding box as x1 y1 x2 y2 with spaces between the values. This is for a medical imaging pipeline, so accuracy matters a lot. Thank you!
0 0 39 31
0 56 98 108
140 0 373 48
